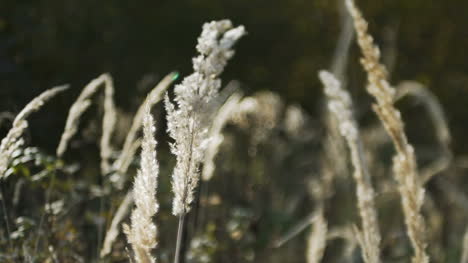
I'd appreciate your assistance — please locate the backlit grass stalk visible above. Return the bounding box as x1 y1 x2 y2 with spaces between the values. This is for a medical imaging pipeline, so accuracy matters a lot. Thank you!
345 0 429 262
396 81 452 184
202 91 242 181
100 75 117 175
113 72 178 178
100 191 134 257
165 20 245 263
110 72 177 190
306 208 327 263
123 105 160 263
320 70 381 263
101 72 177 257
56 74 116 175
461 226 468 263
0 85 68 179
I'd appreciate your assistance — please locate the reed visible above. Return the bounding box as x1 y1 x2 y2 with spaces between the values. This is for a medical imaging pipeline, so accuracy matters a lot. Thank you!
345 0 429 262
320 70 381 263
123 105 160 263
0 85 68 179
56 74 116 175
165 19 245 263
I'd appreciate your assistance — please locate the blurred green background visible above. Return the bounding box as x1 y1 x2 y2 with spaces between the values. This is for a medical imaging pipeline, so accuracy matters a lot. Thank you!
1 0 467 152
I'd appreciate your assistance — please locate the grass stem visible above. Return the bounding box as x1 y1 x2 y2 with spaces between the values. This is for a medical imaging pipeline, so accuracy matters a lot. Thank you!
174 213 186 263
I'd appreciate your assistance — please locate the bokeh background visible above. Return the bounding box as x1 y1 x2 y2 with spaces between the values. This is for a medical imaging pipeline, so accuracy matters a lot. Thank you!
1 0 468 154
1 0 468 262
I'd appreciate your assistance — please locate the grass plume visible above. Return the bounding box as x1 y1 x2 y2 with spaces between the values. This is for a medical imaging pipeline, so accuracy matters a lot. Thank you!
320 70 381 263
306 209 327 263
124 105 160 263
202 91 242 181
112 72 178 186
56 73 116 175
165 19 245 263
0 85 68 179
345 0 429 262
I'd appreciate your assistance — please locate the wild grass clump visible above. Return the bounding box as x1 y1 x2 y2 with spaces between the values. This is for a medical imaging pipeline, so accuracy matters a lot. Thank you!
0 6 465 263
0 85 68 179
320 70 381 263
346 0 429 261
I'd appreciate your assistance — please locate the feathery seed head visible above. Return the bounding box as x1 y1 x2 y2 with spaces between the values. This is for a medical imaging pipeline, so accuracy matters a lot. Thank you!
125 106 160 263
166 20 245 216
112 72 177 189
346 0 429 261
0 86 68 179
320 70 381 263
319 70 357 142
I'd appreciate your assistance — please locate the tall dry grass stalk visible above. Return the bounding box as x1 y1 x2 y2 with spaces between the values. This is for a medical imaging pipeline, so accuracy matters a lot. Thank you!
302 7 355 260
274 212 317 249
101 75 117 175
230 92 284 153
461 227 468 263
123 105 160 263
328 226 359 261
331 0 354 83
320 70 381 263
100 191 134 257
345 0 429 262
113 72 178 178
101 73 176 259
315 0 355 201
56 73 116 175
101 73 177 257
201 91 242 181
396 81 452 184
165 19 245 263
306 208 327 263
0 85 68 179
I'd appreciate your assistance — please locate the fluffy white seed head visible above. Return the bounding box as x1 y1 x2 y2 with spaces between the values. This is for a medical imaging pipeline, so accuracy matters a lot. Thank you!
56 73 117 174
319 70 357 142
166 20 245 216
346 0 428 261
202 92 242 181
125 105 160 263
0 85 68 179
320 70 381 263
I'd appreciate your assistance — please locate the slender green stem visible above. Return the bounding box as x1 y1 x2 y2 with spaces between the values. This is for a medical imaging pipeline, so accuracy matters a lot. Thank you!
97 188 105 259
0 186 12 251
34 170 56 254
274 211 317 248
174 213 186 263
192 176 204 235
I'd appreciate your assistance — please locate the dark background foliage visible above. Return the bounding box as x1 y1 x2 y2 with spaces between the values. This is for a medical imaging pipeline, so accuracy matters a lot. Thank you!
1 0 468 153
1 0 468 262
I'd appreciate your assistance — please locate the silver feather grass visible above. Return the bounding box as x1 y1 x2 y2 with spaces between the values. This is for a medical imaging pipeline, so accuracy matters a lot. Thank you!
201 91 242 181
101 72 177 257
165 19 245 263
0 85 68 179
112 72 178 184
124 105 160 263
345 0 429 262
56 73 116 175
320 70 381 263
